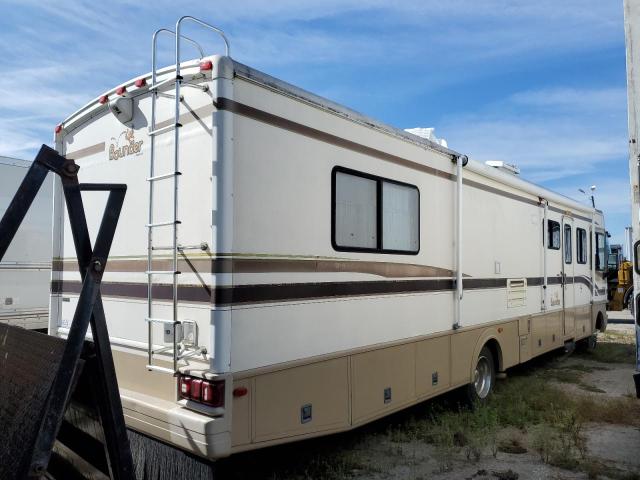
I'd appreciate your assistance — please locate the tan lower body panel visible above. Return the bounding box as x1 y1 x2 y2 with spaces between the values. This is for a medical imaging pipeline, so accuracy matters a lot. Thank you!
576 304 594 340
110 308 600 459
253 357 350 442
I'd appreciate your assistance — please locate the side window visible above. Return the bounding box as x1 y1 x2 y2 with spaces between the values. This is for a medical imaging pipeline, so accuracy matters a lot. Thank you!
334 171 377 249
595 232 606 271
381 181 419 252
576 228 587 264
547 220 560 250
563 224 572 264
333 168 419 254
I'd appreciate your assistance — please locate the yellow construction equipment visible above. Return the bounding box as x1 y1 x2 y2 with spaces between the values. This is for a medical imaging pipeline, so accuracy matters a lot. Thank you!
607 243 633 312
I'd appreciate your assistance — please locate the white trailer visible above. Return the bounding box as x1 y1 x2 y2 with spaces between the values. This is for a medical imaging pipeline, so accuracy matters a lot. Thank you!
50 17 608 459
0 156 52 331
623 0 640 394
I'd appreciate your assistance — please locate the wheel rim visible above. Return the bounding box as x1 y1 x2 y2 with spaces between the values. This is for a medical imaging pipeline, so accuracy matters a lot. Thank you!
473 356 492 399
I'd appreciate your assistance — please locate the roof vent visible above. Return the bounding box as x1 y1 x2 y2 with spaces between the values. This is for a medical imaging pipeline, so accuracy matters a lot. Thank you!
485 160 520 175
405 127 448 148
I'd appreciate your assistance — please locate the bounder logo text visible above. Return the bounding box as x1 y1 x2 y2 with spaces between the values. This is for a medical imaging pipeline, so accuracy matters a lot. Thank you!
109 129 143 161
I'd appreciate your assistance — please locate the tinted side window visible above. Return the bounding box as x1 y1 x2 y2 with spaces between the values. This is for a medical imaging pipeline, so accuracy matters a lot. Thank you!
595 232 606 271
576 228 587 264
564 224 572 264
548 220 560 250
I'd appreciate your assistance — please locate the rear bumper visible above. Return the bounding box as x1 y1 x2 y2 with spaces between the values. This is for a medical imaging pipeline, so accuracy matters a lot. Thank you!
120 388 231 459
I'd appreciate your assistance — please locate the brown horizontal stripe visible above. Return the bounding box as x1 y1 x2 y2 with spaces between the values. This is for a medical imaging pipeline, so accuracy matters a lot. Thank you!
215 97 456 181
548 205 592 223
154 104 215 131
52 257 457 278
463 178 540 208
51 275 597 306
66 142 105 160
65 100 595 225
51 280 211 303
216 97 594 222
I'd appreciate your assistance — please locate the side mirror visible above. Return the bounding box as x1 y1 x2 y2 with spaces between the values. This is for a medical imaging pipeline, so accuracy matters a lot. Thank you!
635 240 640 275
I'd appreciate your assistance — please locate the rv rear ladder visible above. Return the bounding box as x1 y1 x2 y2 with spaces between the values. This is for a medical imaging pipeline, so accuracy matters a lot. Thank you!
145 17 228 375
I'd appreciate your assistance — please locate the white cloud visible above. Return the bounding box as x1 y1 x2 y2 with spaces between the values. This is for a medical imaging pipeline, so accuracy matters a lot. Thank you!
439 87 628 182
554 178 631 216
509 88 627 112
0 1 627 161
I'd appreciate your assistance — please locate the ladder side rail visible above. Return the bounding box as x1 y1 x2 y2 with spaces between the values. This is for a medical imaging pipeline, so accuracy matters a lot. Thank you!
149 29 162 367
172 27 182 374
175 16 230 57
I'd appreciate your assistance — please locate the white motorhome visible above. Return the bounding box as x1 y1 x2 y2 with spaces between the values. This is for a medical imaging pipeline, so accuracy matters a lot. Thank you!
50 18 608 460
1 156 52 331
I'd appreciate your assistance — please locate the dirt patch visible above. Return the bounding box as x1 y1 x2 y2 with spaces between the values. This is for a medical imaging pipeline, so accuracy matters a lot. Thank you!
585 423 640 473
547 356 636 398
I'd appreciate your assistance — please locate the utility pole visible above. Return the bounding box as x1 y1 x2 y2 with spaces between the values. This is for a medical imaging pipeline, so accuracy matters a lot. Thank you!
623 0 640 397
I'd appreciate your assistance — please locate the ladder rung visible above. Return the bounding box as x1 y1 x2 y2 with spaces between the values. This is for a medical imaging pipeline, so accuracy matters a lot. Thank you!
147 220 181 227
147 171 181 182
146 270 181 275
149 75 183 92
146 365 175 374
178 348 206 360
145 317 180 324
152 346 174 354
148 123 182 137
157 92 178 99
151 242 208 251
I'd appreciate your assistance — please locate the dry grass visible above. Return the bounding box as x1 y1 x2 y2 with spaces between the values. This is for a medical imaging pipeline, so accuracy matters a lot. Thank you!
581 342 636 364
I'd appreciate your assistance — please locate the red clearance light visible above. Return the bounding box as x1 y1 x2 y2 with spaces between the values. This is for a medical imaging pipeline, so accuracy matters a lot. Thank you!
135 78 147 88
98 95 108 105
116 85 127 95
233 386 248 397
201 380 225 407
199 60 213 72
54 124 62 134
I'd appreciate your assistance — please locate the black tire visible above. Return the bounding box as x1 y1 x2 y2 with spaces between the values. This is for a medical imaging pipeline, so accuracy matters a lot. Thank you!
576 334 597 352
465 346 496 404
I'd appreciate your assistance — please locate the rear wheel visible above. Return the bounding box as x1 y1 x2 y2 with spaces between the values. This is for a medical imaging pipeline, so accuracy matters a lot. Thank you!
577 334 597 352
466 346 495 403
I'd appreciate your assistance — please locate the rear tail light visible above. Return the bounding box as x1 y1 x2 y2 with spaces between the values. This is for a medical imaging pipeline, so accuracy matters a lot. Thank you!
202 380 225 407
98 95 108 104
54 124 63 134
116 85 127 95
178 374 224 408
191 378 202 400
135 78 147 88
199 60 213 72
178 376 192 397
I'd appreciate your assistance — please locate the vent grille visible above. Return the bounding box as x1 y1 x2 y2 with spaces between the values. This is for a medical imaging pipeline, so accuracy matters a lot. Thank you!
507 278 527 308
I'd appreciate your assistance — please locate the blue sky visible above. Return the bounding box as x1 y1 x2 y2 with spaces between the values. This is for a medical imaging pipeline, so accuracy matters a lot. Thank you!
0 1 631 243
